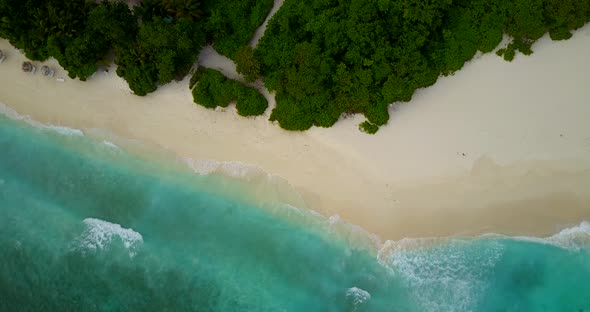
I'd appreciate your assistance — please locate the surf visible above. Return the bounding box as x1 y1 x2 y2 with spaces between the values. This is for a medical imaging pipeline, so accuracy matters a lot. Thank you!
0 109 589 311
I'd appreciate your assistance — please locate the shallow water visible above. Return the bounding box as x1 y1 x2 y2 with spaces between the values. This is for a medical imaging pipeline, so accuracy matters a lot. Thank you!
1 112 589 311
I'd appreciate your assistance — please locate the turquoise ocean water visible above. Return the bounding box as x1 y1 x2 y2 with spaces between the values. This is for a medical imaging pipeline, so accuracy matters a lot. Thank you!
1 110 589 311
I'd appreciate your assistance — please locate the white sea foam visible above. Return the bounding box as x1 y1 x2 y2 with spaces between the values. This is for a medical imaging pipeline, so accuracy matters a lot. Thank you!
274 202 305 217
546 221 590 250
327 214 382 251
345 287 371 310
478 221 590 251
76 218 143 257
102 140 119 149
220 161 267 179
184 158 270 180
376 222 590 312
380 237 504 312
328 214 340 225
0 102 84 136
43 124 83 136
185 158 219 175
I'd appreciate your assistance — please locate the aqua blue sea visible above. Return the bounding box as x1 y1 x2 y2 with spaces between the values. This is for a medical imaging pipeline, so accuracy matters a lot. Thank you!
1 111 589 312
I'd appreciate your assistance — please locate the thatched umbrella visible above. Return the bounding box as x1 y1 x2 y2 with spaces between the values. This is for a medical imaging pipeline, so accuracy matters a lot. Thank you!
22 61 33 72
43 65 55 77
41 65 51 76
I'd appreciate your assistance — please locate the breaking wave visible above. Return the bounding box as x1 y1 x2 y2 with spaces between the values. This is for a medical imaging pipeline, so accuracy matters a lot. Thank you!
377 222 590 311
75 218 143 257
0 102 84 136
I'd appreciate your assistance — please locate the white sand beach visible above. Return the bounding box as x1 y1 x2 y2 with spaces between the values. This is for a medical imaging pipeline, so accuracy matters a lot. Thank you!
1 25 589 240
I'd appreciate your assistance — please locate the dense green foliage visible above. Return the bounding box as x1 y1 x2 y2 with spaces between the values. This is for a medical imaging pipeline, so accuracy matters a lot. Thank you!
203 0 274 58
115 15 205 95
1 0 589 132
189 66 206 89
0 0 272 94
235 87 268 117
359 121 379 134
256 0 590 131
0 0 108 80
192 68 268 116
235 46 262 83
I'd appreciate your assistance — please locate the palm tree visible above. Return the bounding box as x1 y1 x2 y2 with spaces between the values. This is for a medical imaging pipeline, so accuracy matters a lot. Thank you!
161 0 203 21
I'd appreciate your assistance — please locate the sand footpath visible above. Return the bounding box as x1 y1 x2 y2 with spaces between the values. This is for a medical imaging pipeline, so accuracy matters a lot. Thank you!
1 26 589 240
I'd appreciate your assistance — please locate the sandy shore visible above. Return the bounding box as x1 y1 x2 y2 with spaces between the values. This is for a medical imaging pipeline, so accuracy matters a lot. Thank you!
1 26 590 240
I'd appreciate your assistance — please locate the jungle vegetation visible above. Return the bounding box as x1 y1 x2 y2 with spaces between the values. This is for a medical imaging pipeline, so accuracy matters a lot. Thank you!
0 0 588 132
256 0 590 132
0 0 273 95
191 68 268 117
